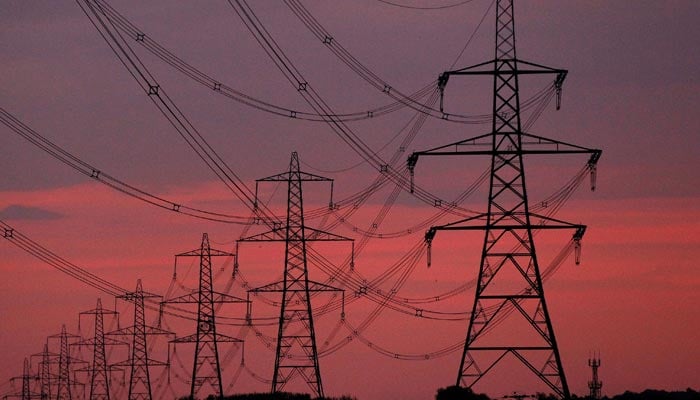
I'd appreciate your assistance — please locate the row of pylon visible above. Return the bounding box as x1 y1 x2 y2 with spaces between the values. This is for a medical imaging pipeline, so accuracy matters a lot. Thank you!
6 1 604 399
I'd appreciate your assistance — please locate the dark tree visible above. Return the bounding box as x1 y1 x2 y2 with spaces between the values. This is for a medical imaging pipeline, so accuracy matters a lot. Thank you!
436 386 491 400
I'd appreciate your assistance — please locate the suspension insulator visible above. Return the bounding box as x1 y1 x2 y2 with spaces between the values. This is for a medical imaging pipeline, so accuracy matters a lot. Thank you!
574 239 582 265
427 244 432 268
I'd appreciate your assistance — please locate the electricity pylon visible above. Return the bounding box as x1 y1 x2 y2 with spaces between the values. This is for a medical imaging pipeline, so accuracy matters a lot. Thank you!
161 233 247 399
30 344 57 400
408 1 601 398
238 152 351 398
3 358 40 400
109 280 172 400
588 354 602 400
77 299 123 400
47 325 85 400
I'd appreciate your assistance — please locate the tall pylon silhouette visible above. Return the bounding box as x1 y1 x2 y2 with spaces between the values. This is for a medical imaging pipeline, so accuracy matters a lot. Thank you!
30 344 57 400
238 152 352 398
162 233 247 399
48 325 84 400
4 358 40 400
409 1 601 398
109 280 171 400
77 299 122 400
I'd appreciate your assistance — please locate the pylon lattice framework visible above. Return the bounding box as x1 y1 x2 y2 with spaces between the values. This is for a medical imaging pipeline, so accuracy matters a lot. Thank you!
30 343 57 400
4 358 40 400
48 325 85 400
238 152 351 398
77 298 123 400
108 280 171 400
409 1 601 398
162 233 247 399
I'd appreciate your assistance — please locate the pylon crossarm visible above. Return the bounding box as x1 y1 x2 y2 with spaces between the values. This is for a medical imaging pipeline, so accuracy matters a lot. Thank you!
107 325 171 336
411 139 598 166
170 332 243 344
428 213 583 233
520 132 601 154
74 336 127 347
428 213 489 234
442 58 566 77
176 248 234 257
411 131 598 158
111 358 169 367
161 293 198 304
306 280 344 293
144 326 174 336
212 292 249 303
411 132 492 159
162 291 246 304
238 228 286 242
257 170 332 183
304 227 354 242
249 280 285 293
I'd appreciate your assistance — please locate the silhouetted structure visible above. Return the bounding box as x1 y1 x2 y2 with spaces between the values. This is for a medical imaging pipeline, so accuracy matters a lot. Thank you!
238 152 352 397
409 0 601 398
48 325 84 400
77 299 122 400
109 280 171 400
588 355 602 400
162 233 247 399
30 344 57 400
3 358 41 400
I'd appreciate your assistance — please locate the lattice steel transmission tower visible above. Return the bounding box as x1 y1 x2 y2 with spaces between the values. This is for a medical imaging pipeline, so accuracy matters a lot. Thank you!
48 325 85 400
3 358 40 400
109 280 171 400
30 344 57 400
77 299 123 400
588 354 602 400
408 1 601 398
162 233 247 399
238 152 351 398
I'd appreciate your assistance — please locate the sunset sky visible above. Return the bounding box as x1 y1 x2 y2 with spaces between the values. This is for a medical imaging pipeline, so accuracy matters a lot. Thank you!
1 1 699 400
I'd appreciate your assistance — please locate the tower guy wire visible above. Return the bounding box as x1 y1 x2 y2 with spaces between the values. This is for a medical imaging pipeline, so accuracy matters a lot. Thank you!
408 1 601 398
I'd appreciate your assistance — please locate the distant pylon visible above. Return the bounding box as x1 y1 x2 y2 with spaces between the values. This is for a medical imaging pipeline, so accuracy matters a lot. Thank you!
3 358 41 400
30 344 57 400
588 354 602 400
77 298 122 400
409 1 601 398
162 233 248 399
21 359 32 400
238 152 351 397
39 347 51 400
109 280 171 400
48 325 84 400
57 326 72 400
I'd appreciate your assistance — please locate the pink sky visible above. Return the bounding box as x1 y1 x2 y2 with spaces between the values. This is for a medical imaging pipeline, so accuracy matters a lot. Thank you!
1 1 699 400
